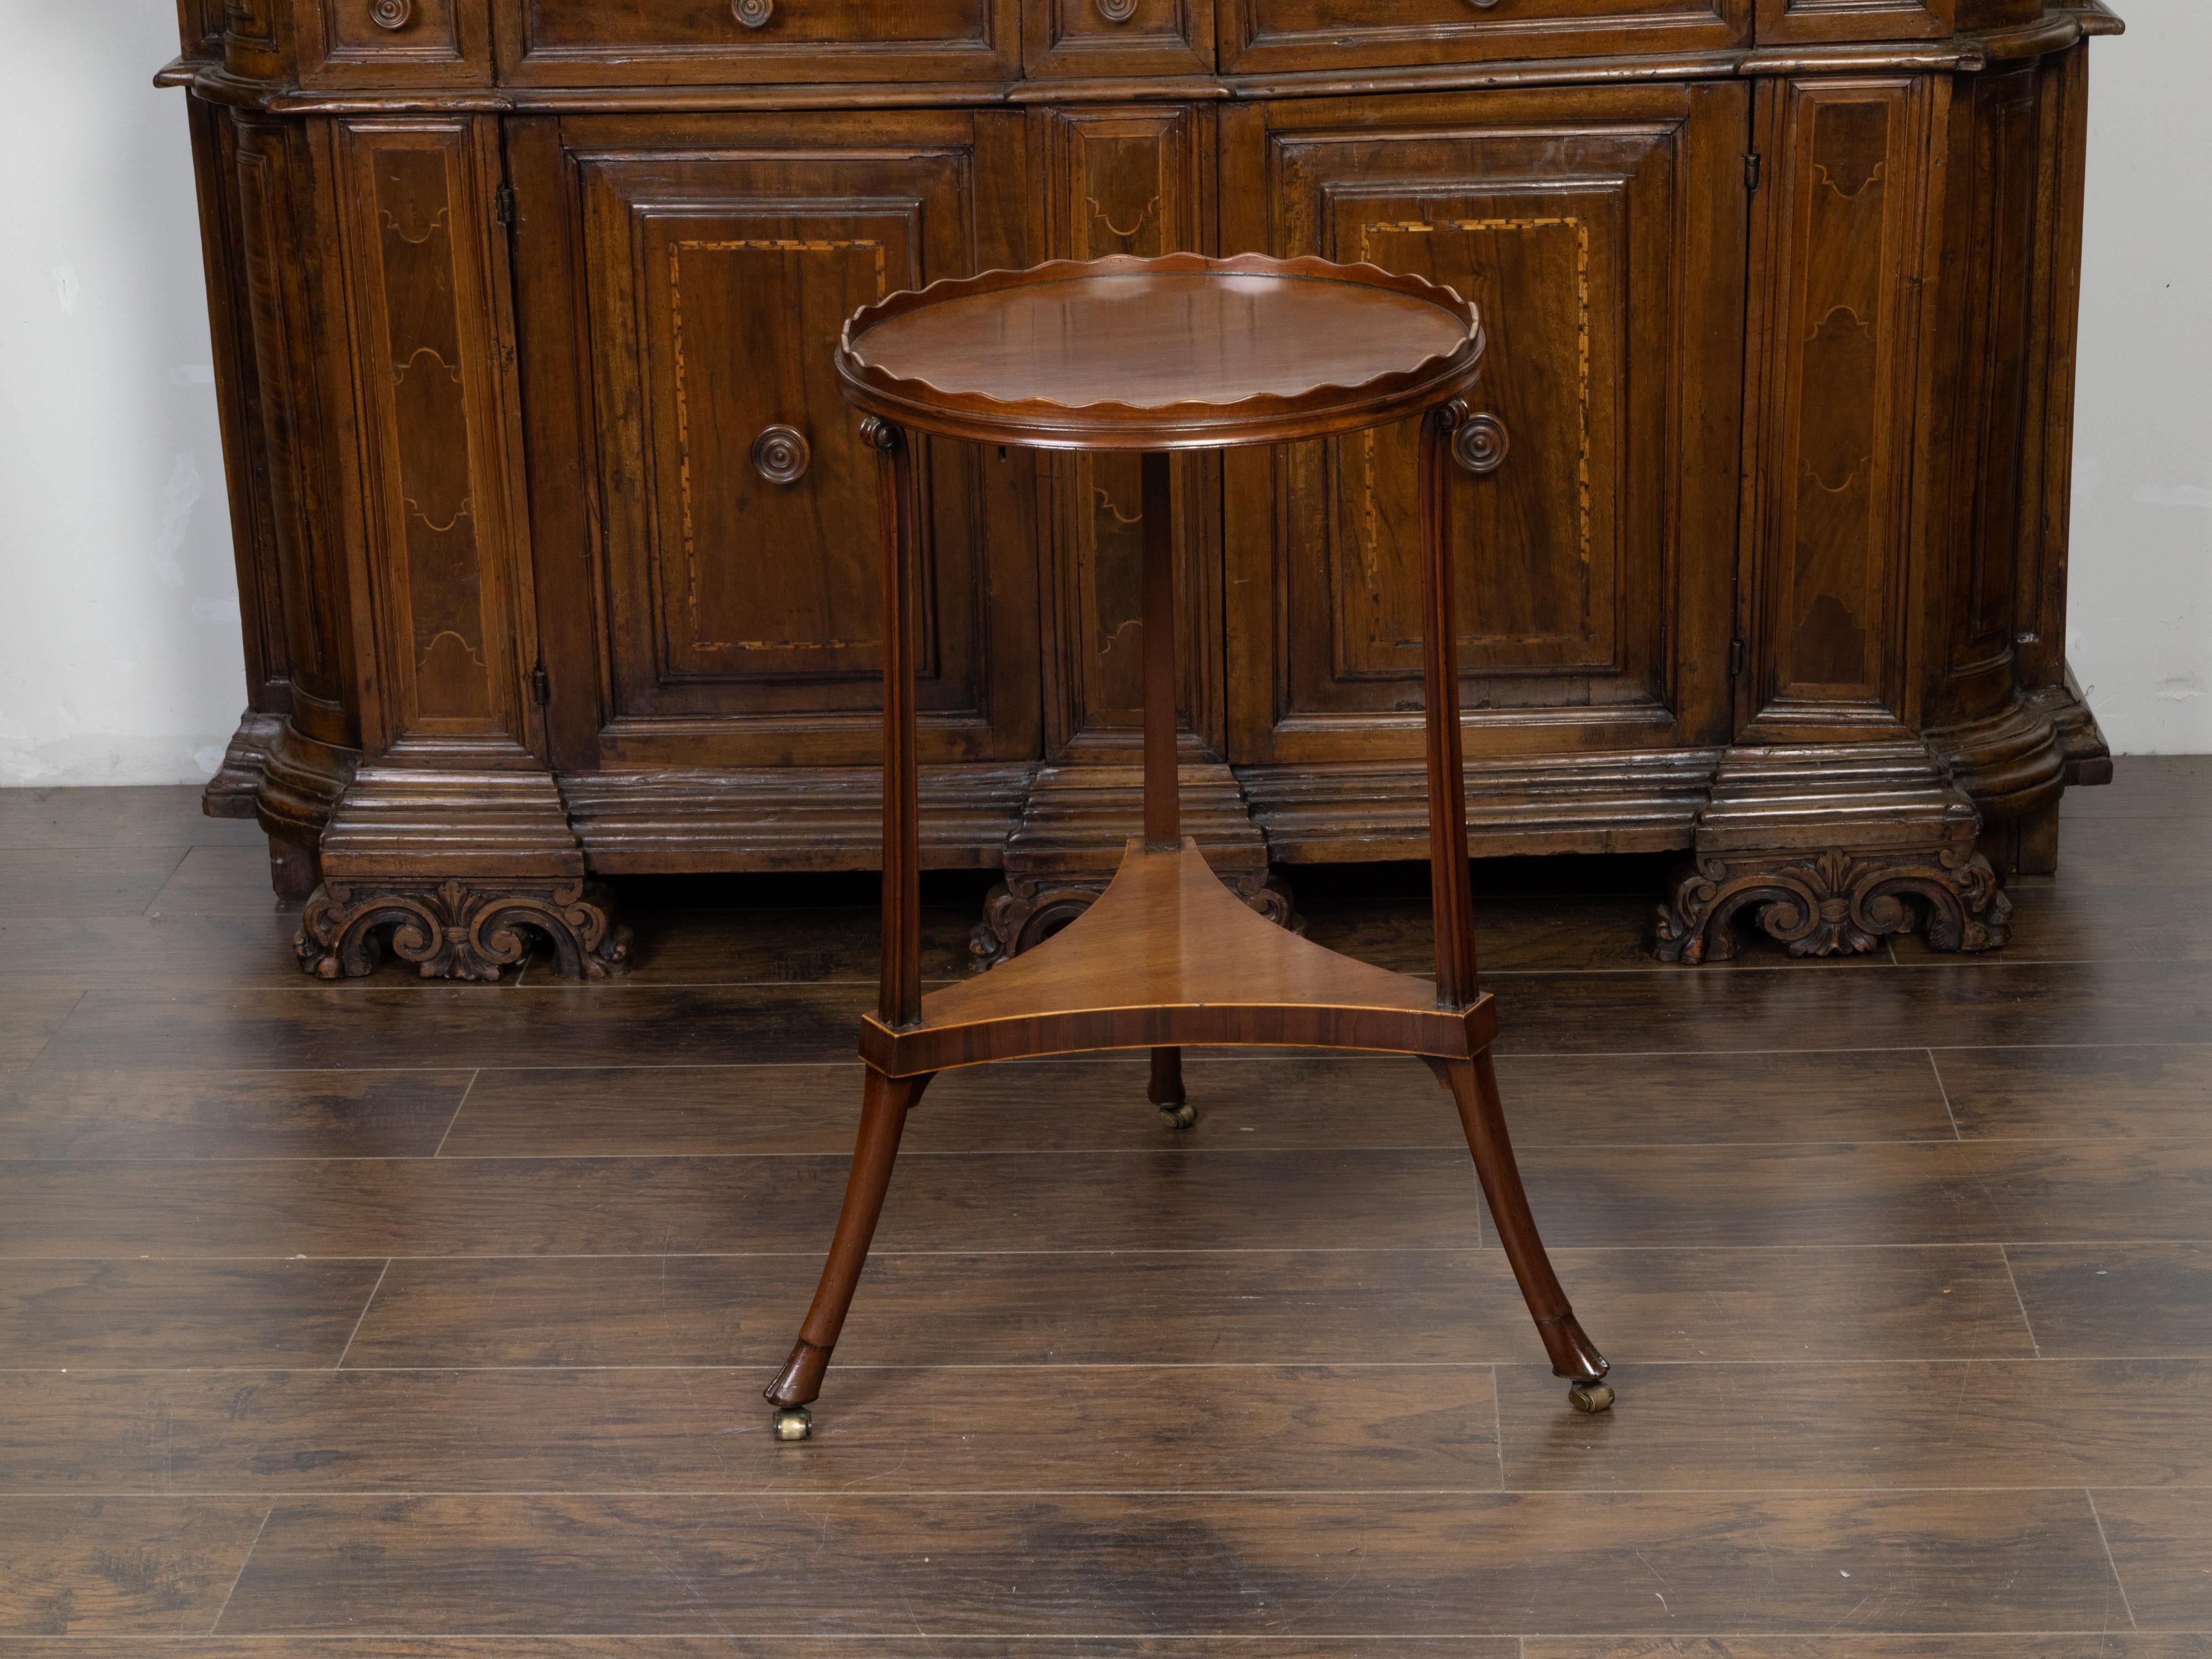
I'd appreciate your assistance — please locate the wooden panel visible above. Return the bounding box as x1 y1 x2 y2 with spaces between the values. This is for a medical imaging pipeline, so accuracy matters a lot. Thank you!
215 1489 2123 1637
31 957 2212 1073
348 1246 2032 1368
1223 84 1746 767
1025 0 1214 76
1924 63 2046 728
0 1365 1500 1495
2019 41 2094 699
1497 1358 2212 1489
0 988 87 1071
0 1068 470 1159
1743 76 1939 737
2090 1489 2212 1634
0 1150 1496 1258
335 118 534 757
1755 0 1953 46
2010 1243 2212 1358
0 848 189 918
1535 1641 2204 1659
299 0 492 86
444 1049 1954 1155
1218 0 1749 74
3 1138 2200 1263
537 111 1040 770
231 114 354 753
0 1260 385 1368
495 0 1021 86
1031 104 1220 755
176 0 226 56
0 1500 269 1637
184 100 290 731
220 0 290 79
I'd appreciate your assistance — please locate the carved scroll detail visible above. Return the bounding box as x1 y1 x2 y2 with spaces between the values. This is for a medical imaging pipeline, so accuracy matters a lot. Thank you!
1655 845 2011 964
299 878 630 982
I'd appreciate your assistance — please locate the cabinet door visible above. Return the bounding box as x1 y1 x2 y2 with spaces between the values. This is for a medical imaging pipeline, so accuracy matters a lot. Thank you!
510 112 1040 773
1221 84 1748 769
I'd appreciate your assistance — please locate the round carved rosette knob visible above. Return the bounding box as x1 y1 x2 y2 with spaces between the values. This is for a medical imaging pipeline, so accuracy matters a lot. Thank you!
1096 0 1140 20
732 0 774 27
752 425 811 485
369 0 412 29
1453 412 1510 476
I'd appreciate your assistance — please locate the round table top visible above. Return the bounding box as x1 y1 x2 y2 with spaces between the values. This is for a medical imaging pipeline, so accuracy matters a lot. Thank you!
835 253 1486 452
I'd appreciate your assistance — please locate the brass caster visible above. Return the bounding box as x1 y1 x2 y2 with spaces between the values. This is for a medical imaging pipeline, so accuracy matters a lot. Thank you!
1159 1101 1197 1131
771 1406 813 1442
1568 1380 1616 1415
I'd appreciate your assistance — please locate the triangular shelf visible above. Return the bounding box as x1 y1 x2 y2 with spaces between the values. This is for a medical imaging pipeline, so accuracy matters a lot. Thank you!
860 840 1495 1076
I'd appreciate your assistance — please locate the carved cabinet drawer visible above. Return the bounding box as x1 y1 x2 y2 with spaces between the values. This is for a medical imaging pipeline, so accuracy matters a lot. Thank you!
1024 0 1215 74
494 0 1023 85
299 0 489 85
1217 0 1750 74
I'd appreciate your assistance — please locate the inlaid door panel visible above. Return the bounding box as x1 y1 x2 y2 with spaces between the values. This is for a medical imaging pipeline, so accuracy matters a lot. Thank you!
1030 105 1220 758
510 112 1040 771
1740 75 1941 739
1220 84 1749 766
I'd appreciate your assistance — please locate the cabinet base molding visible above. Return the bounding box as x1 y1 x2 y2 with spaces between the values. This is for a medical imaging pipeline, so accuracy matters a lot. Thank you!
300 766 624 981
1239 749 1724 864
1653 740 2012 963
561 765 1031 874
298 876 630 982
2032 671 2116 787
255 717 358 849
202 708 286 820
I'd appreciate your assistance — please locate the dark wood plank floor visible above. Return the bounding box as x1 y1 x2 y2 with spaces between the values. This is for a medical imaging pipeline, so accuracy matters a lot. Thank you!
0 761 2207 1653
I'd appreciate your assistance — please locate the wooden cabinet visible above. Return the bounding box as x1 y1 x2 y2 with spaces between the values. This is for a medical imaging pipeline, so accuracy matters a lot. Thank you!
166 0 2124 980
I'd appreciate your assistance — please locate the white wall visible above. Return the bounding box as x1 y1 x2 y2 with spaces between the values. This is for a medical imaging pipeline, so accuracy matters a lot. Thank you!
0 3 246 785
2068 0 2212 753
0 2 2204 785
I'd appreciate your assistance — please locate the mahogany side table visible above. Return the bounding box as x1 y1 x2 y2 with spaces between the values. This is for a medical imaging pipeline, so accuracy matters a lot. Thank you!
765 253 1613 1440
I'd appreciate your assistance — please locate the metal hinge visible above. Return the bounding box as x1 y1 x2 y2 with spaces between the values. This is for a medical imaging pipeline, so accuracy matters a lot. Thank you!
529 662 550 706
495 182 517 227
1729 638 1747 679
1745 152 1762 192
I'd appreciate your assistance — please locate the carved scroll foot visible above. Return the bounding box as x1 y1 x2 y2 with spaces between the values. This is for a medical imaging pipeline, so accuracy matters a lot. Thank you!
1655 846 2012 964
298 877 630 982
970 868 1300 969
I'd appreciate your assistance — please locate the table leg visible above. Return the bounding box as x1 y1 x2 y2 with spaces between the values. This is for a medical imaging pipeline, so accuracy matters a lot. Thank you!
870 415 922 1032
1419 400 1612 1413
1418 401 1480 1008
765 1066 934 1438
1140 449 1194 1129
765 413 931 1443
